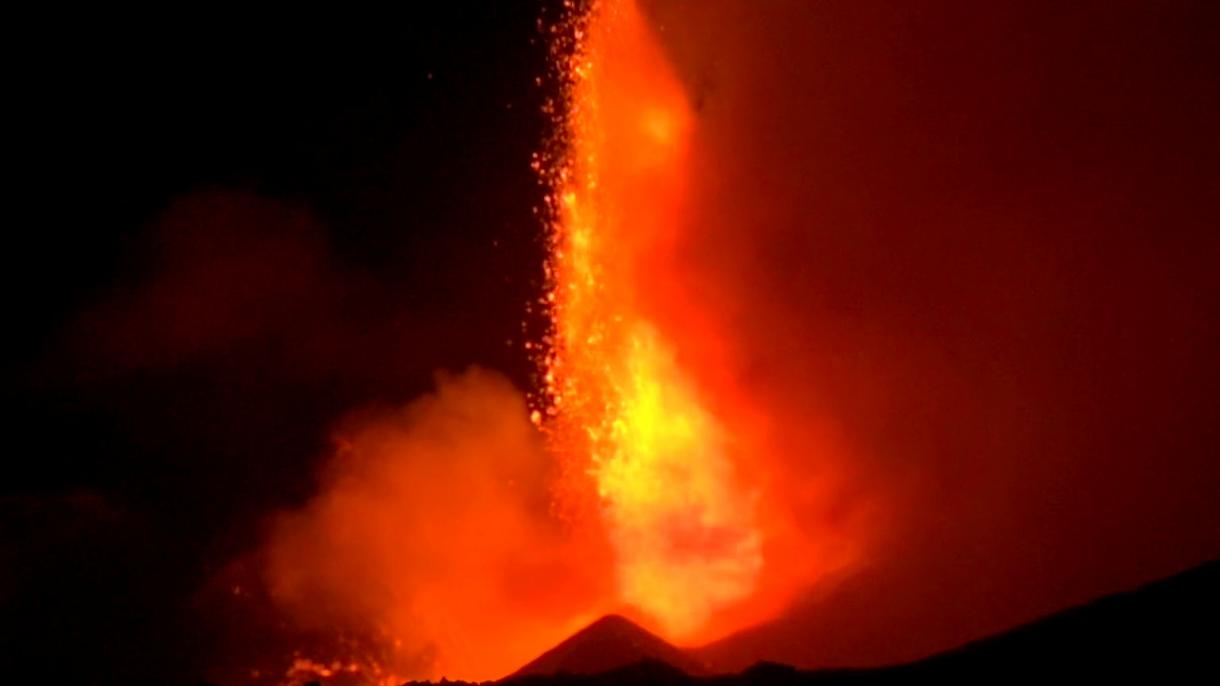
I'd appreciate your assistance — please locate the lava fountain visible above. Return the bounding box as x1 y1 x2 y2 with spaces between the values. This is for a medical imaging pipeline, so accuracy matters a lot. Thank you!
250 1 852 682
537 0 762 639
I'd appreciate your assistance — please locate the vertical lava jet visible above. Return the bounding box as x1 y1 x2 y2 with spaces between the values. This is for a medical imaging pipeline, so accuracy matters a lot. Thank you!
251 2 851 682
538 0 762 639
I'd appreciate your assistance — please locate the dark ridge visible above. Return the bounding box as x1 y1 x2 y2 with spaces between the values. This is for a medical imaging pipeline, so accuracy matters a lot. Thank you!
395 557 1219 685
885 555 1220 681
506 658 692 686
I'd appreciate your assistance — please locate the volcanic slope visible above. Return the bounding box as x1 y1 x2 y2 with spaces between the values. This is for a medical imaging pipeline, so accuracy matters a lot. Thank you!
489 559 1220 684
509 614 708 678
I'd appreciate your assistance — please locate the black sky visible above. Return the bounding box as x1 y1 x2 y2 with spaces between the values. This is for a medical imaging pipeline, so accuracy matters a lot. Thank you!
3 4 560 683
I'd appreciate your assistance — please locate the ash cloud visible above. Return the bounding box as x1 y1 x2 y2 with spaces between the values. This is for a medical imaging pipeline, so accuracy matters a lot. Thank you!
259 367 612 681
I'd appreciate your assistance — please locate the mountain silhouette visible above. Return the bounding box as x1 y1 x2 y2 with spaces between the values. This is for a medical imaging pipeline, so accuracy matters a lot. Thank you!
495 558 1219 684
508 615 707 678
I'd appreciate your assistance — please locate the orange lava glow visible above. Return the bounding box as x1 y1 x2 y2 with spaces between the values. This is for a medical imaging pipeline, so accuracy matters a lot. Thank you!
538 0 762 639
255 2 858 682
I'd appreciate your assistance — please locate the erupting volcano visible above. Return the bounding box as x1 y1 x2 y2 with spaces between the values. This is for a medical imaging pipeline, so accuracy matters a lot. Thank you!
249 1 829 682
13 0 1217 684
33 0 1205 678
247 1 849 682
537 0 763 639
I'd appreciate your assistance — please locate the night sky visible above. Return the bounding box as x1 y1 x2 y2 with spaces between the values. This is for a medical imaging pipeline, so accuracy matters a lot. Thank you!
4 1 1220 684
4 4 558 682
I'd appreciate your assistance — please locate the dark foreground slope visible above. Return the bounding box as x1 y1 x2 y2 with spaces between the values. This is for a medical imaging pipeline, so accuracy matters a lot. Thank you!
888 556 1220 682
460 557 1219 686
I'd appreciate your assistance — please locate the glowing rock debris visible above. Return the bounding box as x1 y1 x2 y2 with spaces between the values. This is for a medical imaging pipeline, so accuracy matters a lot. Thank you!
538 0 762 638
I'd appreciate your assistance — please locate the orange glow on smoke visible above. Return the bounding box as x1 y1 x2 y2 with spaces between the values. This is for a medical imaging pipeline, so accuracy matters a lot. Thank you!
539 0 762 639
264 370 610 684
257 2 860 682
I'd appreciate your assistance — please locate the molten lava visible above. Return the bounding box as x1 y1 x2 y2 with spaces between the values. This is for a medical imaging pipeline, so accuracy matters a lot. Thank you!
538 0 762 639
253 2 855 682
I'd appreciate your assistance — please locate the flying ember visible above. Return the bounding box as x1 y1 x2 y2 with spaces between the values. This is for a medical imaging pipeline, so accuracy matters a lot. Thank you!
538 0 762 638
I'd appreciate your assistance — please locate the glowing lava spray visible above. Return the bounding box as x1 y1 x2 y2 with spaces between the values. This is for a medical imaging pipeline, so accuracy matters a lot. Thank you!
538 0 762 638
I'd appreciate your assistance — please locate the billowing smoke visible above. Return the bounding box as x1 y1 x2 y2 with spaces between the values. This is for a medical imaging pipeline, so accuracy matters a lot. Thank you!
262 368 613 682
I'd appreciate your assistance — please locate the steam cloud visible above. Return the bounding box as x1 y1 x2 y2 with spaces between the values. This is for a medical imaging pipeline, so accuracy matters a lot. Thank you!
263 369 612 681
